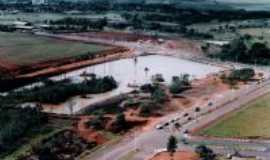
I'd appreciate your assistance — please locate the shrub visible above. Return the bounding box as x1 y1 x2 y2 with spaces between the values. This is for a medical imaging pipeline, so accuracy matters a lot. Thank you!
195 145 216 160
169 74 191 94
139 101 160 117
111 113 127 133
140 84 155 93
229 68 255 81
86 115 104 130
151 86 167 103
221 68 255 86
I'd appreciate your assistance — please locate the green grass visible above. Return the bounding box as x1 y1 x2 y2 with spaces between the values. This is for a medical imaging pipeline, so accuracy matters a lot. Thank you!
199 93 270 139
0 32 112 66
217 156 255 160
119 150 138 160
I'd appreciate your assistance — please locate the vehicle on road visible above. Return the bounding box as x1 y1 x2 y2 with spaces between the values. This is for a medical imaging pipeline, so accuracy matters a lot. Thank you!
155 124 164 130
183 113 189 117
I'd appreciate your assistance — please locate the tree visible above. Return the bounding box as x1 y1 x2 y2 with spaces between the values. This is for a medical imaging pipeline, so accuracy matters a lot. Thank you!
132 14 143 29
169 74 191 94
139 101 162 117
195 145 216 160
229 68 255 81
249 42 270 59
151 86 167 103
167 135 178 157
111 113 127 132
216 36 270 65
139 103 153 117
195 107 201 112
144 67 149 79
87 114 104 130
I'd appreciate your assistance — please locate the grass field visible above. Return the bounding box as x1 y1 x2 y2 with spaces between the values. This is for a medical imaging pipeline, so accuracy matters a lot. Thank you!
0 32 112 66
198 93 270 139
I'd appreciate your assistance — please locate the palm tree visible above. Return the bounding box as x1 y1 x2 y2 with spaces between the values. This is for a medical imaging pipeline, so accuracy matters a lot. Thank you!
133 56 138 84
144 67 149 83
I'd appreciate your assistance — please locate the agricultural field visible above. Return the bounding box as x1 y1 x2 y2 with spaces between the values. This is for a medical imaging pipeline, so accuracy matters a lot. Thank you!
0 32 113 68
240 28 270 37
0 12 122 25
198 93 270 139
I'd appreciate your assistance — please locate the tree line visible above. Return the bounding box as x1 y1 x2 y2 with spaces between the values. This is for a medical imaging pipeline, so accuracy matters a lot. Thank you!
0 75 118 105
213 36 270 65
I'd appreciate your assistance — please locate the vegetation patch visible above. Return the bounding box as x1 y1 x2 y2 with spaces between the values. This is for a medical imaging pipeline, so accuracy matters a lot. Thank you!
0 107 48 159
220 68 255 87
211 36 270 65
19 130 96 160
169 74 191 94
1 76 117 105
198 93 270 139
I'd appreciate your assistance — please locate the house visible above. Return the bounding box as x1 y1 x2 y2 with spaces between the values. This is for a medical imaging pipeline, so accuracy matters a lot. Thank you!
13 21 34 31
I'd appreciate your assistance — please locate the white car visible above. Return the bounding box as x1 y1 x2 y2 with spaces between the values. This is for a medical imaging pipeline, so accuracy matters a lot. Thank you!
155 124 164 130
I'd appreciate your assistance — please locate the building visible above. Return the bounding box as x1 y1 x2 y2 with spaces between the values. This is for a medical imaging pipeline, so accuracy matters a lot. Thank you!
13 20 34 31
32 0 48 5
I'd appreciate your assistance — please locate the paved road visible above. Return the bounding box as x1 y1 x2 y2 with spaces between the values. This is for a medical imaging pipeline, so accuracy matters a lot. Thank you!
81 78 270 160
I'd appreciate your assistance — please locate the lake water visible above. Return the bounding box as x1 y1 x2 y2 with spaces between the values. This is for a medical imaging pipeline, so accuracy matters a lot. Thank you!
44 55 222 114
52 55 221 93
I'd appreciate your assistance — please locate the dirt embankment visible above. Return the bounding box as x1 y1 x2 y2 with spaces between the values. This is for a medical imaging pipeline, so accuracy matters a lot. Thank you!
0 46 130 92
150 151 199 160
17 47 131 79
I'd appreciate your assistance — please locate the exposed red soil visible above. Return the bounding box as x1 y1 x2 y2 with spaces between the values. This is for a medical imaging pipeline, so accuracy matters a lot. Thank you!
74 111 149 145
150 151 199 160
184 74 230 104
0 33 130 79
164 39 203 55
0 58 18 71
140 74 230 132
16 47 130 78
75 116 107 144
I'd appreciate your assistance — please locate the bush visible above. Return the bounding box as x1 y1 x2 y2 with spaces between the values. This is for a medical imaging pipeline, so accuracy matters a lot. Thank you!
151 86 167 103
25 130 96 160
229 68 255 81
221 68 255 86
86 115 104 130
140 83 155 93
111 113 127 133
139 102 160 117
151 74 165 83
169 74 191 94
195 145 216 160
